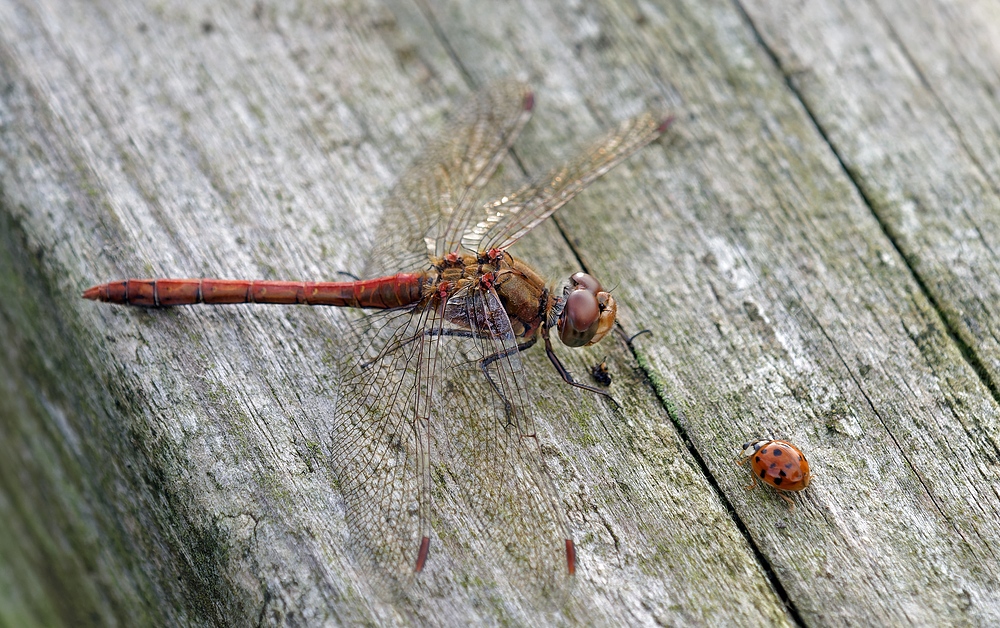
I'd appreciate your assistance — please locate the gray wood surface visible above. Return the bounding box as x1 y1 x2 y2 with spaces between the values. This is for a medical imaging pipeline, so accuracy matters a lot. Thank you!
1 0 998 625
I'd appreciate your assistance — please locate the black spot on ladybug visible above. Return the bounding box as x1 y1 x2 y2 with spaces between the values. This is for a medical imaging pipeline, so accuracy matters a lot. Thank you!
773 477 783 486
760 449 769 455
798 455 804 461
759 469 766 478
769 462 777 468
772 448 783 457
779 470 787 477
785 463 794 469
755 456 761 463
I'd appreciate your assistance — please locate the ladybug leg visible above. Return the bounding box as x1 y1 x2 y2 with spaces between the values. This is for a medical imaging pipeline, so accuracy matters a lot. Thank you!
779 492 796 512
736 456 757 490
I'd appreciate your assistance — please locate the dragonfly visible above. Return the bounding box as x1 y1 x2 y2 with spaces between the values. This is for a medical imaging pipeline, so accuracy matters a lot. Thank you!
84 80 670 589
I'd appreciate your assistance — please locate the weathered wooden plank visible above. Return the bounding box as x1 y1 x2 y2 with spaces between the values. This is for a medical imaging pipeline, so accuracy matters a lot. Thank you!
4 0 1000 625
742 0 1000 411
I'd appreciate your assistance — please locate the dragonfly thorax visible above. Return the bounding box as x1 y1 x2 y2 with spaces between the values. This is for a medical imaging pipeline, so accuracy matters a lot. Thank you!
432 250 550 341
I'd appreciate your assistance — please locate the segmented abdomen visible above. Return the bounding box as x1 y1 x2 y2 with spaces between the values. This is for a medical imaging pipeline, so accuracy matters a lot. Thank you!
82 275 427 309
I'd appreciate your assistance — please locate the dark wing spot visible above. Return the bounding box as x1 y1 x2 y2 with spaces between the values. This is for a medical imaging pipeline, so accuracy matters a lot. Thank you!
759 469 766 478
779 470 787 477
798 454 804 461
760 449 768 455
772 448 783 457
755 456 761 463
769 462 777 468
784 462 794 469
773 477 783 486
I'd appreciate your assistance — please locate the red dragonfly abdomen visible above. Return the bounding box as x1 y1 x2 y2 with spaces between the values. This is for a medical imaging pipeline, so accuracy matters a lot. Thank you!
82 274 427 309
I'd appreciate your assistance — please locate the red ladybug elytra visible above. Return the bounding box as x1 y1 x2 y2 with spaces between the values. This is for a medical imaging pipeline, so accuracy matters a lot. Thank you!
737 439 812 511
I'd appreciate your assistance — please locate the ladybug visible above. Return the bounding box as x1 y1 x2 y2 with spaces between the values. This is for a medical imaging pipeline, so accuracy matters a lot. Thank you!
736 439 812 511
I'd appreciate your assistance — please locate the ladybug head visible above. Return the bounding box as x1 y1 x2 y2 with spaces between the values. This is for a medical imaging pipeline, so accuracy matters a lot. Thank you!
740 439 770 457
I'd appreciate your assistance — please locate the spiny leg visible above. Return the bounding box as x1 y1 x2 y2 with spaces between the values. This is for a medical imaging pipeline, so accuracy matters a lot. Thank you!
364 326 493 370
541 326 618 404
379 322 531 422
479 334 539 421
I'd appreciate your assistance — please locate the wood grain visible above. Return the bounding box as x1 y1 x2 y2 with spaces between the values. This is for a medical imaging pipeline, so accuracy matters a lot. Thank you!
1 0 998 624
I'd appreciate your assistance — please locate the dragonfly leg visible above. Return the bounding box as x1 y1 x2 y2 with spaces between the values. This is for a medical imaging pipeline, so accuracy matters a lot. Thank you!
478 335 540 421
541 326 617 401
368 325 528 421
362 327 492 369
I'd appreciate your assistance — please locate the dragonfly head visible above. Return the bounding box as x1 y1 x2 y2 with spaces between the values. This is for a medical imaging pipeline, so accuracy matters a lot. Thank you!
557 272 617 347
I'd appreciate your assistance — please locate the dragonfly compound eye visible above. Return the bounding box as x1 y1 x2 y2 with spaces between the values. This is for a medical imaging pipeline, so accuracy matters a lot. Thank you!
558 287 618 347
559 289 601 347
570 272 603 295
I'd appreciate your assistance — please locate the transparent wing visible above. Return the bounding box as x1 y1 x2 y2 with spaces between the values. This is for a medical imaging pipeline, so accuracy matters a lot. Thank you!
363 80 534 277
330 299 442 593
441 286 575 598
462 112 670 253
332 288 574 600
